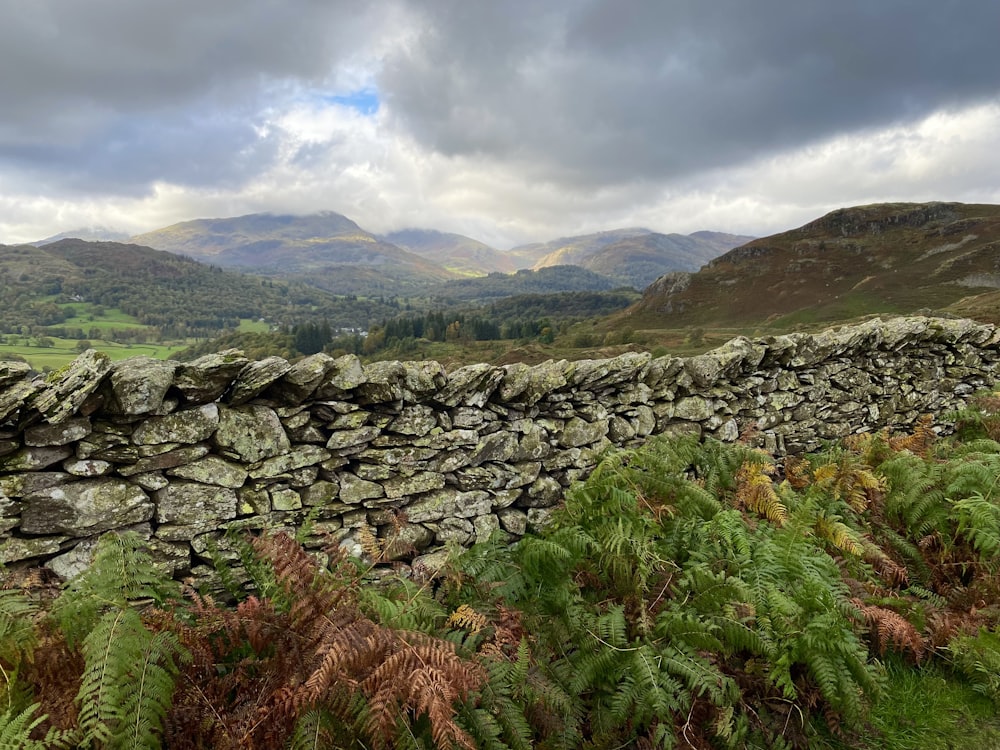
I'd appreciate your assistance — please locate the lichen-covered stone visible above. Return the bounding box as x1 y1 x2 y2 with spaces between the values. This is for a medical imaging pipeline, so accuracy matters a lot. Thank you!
116 445 209 476
271 487 303 511
0 536 66 564
105 357 177 415
25 417 92 447
396 489 490 524
215 405 290 462
249 445 331 480
388 405 438 436
326 426 381 450
21 480 152 535
269 353 337 403
338 472 385 504
155 481 237 525
0 445 74 472
173 349 249 403
227 357 292 405
0 360 31 389
63 458 114 477
559 417 608 448
132 404 219 445
384 471 446 499
168 456 248 488
31 349 111 423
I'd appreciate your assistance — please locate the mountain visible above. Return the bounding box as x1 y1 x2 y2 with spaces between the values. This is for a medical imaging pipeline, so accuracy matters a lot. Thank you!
130 211 457 295
427 265 622 304
519 228 752 289
0 239 393 333
33 226 132 245
626 202 1000 329
381 229 518 275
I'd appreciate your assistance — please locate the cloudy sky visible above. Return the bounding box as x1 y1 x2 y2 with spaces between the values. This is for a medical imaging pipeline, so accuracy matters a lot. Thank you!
2 0 1000 248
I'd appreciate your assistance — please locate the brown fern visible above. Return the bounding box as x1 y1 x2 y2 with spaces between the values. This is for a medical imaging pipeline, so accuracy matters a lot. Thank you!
889 414 936 456
735 461 788 525
851 598 925 660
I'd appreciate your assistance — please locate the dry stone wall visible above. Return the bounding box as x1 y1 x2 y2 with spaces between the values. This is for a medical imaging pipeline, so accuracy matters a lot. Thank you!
1 316 997 581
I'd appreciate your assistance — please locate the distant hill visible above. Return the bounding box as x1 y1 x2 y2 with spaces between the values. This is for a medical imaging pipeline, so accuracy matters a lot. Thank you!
33 226 131 245
381 229 518 275
519 228 752 289
0 239 395 333
625 202 1000 329
130 211 457 295
426 265 622 304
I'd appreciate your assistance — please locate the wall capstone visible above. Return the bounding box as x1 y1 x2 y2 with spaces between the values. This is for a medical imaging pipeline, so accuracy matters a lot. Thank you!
1 316 997 581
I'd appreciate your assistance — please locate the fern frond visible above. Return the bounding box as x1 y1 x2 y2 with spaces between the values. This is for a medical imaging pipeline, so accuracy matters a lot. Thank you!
76 606 183 749
735 461 788 525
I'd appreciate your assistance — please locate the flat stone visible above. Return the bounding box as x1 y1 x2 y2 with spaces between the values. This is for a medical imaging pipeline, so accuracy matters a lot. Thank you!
337 472 385 504
116 445 209 476
132 404 219 445
24 417 92 446
173 349 249 403
0 445 74 472
326 426 382 450
155 481 238 525
105 357 177 415
63 458 114 477
0 536 66 564
406 488 492 523
383 471 446 499
271 487 303 511
299 479 340 506
0 472 75 497
249 445 331 480
169 456 248 488
269 353 337 403
21 479 153 536
215 405 290 463
227 357 292 405
30 349 112 423
558 417 609 448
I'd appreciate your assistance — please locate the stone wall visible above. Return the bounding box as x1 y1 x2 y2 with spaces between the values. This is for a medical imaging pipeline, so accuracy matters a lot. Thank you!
1 316 997 580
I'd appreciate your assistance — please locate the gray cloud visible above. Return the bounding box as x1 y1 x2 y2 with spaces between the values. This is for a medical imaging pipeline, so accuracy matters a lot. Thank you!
381 0 1000 185
1 0 999 242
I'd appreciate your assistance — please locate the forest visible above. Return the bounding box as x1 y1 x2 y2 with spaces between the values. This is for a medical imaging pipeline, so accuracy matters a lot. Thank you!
3 395 1000 748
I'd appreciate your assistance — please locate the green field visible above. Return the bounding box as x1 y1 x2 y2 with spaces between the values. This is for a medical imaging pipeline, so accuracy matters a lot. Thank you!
0 337 190 371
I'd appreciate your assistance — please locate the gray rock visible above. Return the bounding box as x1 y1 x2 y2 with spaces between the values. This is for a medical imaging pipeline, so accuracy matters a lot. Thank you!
271 487 303 511
63 458 114 477
326 426 381 450
227 357 292 405
215 405 290 462
0 472 75 498
469 431 518 465
0 359 31 389
116 445 209 476
316 354 366 396
559 417 608 448
299 479 340 506
497 508 528 536
21 480 153 536
169 456 248 488
249 445 331 480
384 471 446 499
0 445 74 472
338 472 385 504
0 536 66 564
388 405 438 436
132 404 219 445
269 353 337 403
105 357 177 416
173 349 249 403
31 349 112 423
25 417 92 447
436 364 504 407
406 489 492 523
155 481 238 525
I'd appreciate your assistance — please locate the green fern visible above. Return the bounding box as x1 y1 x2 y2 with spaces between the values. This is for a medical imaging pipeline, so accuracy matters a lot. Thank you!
76 606 185 750
53 532 180 649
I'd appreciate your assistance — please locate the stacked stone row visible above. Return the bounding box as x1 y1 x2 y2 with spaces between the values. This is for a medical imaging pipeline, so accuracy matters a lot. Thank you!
0 316 997 581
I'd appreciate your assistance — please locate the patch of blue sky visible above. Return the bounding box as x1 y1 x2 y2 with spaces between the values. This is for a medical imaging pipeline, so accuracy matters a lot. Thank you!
320 88 380 116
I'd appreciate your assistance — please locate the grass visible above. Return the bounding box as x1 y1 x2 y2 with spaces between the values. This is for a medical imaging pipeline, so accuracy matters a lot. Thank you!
58 303 148 330
0 337 190 371
859 657 1000 750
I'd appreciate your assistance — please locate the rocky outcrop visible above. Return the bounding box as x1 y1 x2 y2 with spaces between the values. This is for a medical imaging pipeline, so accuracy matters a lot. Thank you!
1 316 997 581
